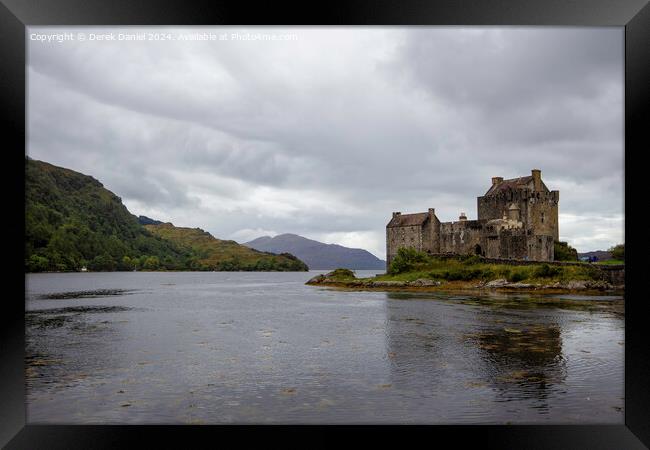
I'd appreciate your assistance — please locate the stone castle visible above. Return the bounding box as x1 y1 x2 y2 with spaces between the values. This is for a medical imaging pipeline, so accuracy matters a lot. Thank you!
386 169 559 268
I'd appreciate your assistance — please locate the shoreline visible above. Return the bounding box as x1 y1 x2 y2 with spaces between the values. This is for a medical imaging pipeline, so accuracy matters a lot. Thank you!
306 274 624 296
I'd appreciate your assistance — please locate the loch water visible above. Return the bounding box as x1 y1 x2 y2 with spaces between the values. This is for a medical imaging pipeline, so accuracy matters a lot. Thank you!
25 271 624 424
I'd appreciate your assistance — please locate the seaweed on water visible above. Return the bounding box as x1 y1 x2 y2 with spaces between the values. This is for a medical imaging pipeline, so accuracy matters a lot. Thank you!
27 305 134 315
38 289 136 300
25 314 72 329
26 306 137 330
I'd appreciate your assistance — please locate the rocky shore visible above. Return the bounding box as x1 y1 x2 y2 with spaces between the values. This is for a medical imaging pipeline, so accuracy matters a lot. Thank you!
306 271 623 293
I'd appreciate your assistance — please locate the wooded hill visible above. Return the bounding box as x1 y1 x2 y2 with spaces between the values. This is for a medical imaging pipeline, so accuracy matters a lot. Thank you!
25 158 307 272
145 224 307 271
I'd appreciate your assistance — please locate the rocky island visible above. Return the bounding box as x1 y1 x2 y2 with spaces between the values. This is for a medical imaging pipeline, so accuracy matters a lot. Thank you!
310 169 624 295
306 252 624 294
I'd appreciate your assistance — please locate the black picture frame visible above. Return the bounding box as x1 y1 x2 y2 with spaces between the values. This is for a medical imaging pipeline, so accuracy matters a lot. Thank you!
1 0 648 447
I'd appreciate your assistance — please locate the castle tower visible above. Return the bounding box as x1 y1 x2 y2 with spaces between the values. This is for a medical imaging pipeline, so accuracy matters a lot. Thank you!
508 203 520 221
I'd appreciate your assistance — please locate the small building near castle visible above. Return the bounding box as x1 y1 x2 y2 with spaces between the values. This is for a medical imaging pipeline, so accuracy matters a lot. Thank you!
386 169 559 268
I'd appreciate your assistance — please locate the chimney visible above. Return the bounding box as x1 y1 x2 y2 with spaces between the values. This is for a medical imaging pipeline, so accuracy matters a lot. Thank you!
392 212 401 218
459 212 467 221
531 169 542 191
492 177 503 186
427 208 436 225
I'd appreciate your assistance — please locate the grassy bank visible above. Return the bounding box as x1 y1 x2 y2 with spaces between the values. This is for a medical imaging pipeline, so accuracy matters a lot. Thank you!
375 255 602 284
307 252 623 293
595 259 624 265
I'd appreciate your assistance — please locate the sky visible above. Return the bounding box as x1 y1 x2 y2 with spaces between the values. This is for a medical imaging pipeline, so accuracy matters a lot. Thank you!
27 27 624 258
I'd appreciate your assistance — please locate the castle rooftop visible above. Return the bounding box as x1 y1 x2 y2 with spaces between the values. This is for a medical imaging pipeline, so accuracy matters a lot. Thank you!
387 212 429 228
484 176 533 196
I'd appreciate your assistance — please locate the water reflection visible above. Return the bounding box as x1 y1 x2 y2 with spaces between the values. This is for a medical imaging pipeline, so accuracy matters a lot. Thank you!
383 291 621 422
25 272 624 424
468 323 566 412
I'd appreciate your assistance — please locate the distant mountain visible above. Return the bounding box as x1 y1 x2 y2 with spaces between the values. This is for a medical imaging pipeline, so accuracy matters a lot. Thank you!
244 233 386 270
145 224 308 271
578 250 613 261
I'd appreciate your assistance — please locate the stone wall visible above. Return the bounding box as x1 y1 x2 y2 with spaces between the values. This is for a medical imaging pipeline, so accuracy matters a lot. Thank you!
386 225 423 267
526 191 559 240
423 214 441 254
477 188 559 240
597 265 625 285
439 220 483 255
526 234 554 261
499 230 529 260
477 188 536 224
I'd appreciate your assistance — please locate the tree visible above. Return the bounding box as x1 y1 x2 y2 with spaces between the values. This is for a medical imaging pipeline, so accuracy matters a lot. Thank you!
554 241 578 261
26 255 49 272
609 244 624 260
162 256 176 270
119 255 134 271
89 254 116 271
143 256 160 270
388 247 429 274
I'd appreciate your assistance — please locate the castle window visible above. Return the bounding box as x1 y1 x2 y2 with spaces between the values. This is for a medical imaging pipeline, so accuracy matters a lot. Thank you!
541 213 545 223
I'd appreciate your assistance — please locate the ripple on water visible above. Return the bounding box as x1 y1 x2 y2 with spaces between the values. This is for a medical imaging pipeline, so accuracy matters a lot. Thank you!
24 272 624 424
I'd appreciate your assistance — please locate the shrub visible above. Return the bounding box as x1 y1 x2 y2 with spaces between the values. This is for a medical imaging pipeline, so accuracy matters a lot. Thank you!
439 268 483 281
26 254 49 272
327 268 355 279
585 265 603 281
507 270 527 282
388 248 429 274
441 269 463 281
609 244 624 261
533 264 562 278
465 269 482 280
480 269 495 280
554 241 578 261
462 255 482 265
89 253 116 271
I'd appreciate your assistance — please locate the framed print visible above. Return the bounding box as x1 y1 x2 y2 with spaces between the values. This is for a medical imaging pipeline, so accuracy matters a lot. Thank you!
1 0 648 447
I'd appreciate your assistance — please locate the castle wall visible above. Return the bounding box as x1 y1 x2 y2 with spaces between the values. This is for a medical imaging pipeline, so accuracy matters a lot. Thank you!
478 189 529 222
498 230 529 260
527 235 554 261
478 188 559 241
439 220 483 255
526 191 559 240
485 236 500 258
386 225 423 267
422 215 441 254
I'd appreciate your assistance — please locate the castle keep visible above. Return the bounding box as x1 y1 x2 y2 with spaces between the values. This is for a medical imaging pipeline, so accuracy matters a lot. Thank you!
386 169 559 268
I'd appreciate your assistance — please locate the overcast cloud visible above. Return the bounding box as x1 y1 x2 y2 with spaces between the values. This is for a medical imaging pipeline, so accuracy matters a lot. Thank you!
27 27 624 257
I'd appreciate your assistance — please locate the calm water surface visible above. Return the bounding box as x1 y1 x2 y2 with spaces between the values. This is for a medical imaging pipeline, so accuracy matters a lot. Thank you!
25 271 624 424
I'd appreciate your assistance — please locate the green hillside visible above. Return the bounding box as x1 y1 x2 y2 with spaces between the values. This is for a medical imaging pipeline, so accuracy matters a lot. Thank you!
25 158 308 272
145 223 308 271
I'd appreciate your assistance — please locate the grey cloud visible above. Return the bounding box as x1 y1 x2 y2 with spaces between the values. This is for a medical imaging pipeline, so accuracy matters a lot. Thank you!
27 27 624 255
